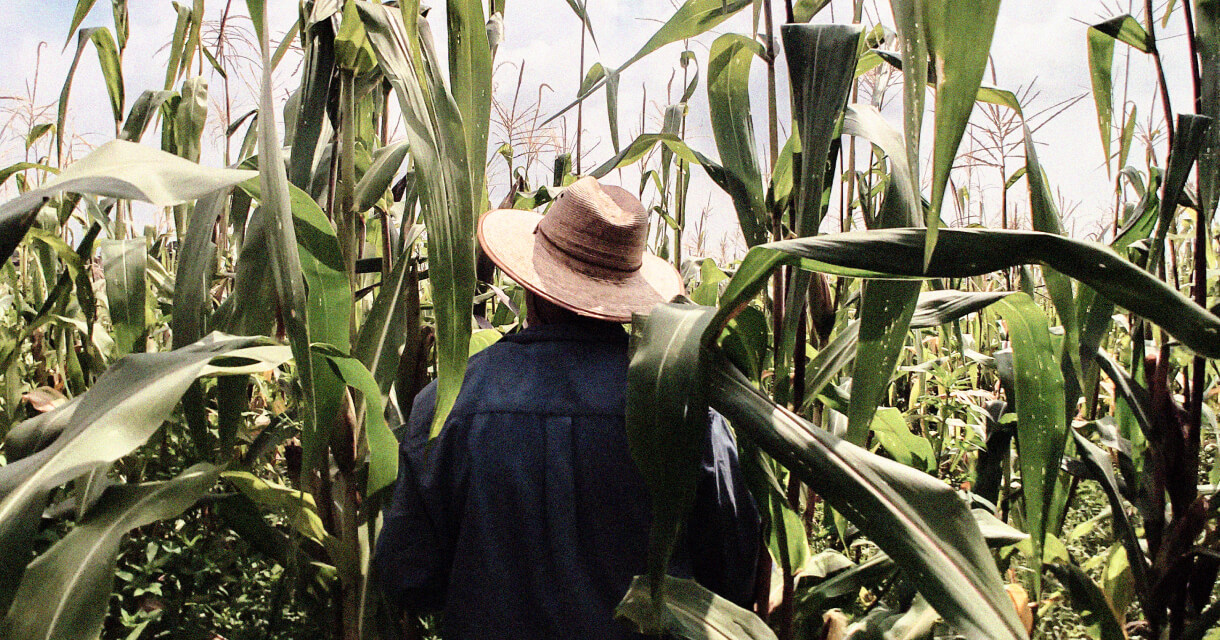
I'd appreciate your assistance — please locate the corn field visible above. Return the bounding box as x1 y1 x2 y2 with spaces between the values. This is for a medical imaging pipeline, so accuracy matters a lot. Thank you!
1 0 1219 638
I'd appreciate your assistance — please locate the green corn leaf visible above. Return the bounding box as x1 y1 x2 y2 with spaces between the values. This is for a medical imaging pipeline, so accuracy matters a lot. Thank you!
58 27 124 161
923 0 1001 267
849 279 920 443
616 575 776 639
64 0 100 48
993 293 1067 598
709 228 1220 360
626 303 717 600
119 89 177 143
0 334 290 613
447 0 493 204
1148 114 1212 272
870 407 935 473
707 34 767 247
222 470 335 549
1091 14 1152 52
0 140 255 265
353 140 410 212
0 464 220 640
1087 25 1117 173
888 0 928 185
312 346 398 496
782 24 862 237
840 105 922 441
287 16 335 192
354 245 418 397
709 356 1028 640
359 1 476 437
99 239 146 356
1022 121 1083 406
1195 0 1220 219
249 0 328 480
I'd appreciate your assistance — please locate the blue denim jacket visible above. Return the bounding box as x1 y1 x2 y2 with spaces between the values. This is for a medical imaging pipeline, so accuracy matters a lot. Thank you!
374 319 760 638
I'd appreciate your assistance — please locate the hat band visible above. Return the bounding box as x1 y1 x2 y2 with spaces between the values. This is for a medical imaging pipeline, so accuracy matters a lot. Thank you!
534 225 641 282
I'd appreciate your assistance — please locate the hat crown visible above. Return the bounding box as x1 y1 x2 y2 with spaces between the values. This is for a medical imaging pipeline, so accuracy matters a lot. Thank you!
536 177 648 274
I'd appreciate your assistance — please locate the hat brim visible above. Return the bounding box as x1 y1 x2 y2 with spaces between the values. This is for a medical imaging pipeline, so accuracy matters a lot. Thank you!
478 208 685 323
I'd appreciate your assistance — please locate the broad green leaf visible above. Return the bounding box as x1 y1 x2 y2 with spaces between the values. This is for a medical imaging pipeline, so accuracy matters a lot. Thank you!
250 1 325 479
1195 0 1220 219
99 239 146 356
888 0 928 186
710 357 1028 639
64 0 100 47
923 0 1001 267
313 348 398 496
1023 122 1083 403
0 464 220 640
626 303 717 600
1087 24 1117 173
447 0 493 204
57 26 125 161
838 105 924 439
870 407 934 472
849 279 920 442
287 16 335 192
353 140 410 212
172 77 208 164
782 24 862 237
359 1 476 437
25 124 54 151
1148 114 1212 272
1091 14 1151 52
794 0 833 22
616 575 776 639
222 471 334 549
0 140 255 265
709 228 1220 360
119 89 177 143
1046 563 1127 640
993 293 1066 599
354 246 419 396
706 34 767 247
172 188 231 350
0 334 289 612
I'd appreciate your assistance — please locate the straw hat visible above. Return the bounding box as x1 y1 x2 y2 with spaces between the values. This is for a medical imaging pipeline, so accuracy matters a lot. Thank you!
477 176 685 323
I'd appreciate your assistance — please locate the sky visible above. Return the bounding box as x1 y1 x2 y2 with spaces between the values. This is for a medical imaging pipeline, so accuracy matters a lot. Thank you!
0 0 1198 257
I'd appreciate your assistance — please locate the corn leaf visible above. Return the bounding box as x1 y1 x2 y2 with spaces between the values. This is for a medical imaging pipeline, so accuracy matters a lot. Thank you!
359 1 476 436
98 239 146 356
447 0 492 203
616 575 776 639
0 140 255 265
993 293 1067 598
709 228 1220 360
0 334 289 613
709 356 1028 640
923 0 1001 266
626 303 717 599
707 34 767 247
0 464 220 640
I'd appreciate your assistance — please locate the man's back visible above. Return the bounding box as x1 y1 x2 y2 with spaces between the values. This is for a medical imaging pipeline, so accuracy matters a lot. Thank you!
375 319 758 638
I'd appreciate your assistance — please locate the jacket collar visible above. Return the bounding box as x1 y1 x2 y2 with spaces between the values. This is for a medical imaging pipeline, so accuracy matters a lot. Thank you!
503 318 628 345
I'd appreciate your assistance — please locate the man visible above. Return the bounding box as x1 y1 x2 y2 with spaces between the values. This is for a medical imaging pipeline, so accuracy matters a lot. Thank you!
375 177 760 638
